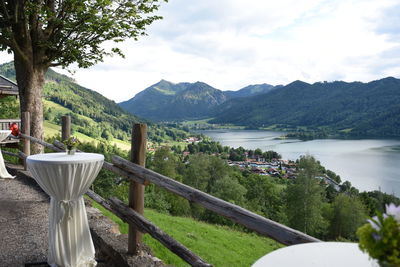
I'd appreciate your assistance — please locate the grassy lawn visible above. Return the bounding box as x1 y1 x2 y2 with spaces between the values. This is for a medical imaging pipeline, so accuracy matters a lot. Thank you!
44 121 94 142
181 119 245 130
159 140 187 149
44 120 131 151
110 138 131 151
181 118 213 125
44 100 96 124
91 201 282 267
44 121 61 138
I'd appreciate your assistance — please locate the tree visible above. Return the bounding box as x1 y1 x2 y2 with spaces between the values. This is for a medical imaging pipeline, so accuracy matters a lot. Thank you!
340 180 359 196
254 148 262 156
329 194 367 240
152 146 180 179
0 0 164 152
243 174 286 223
150 146 190 216
183 154 210 191
286 155 327 236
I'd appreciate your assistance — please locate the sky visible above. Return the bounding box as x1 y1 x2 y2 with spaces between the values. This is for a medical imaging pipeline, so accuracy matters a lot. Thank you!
1 0 400 102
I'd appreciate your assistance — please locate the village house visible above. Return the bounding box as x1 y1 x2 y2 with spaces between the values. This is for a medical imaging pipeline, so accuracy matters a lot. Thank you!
184 137 200 143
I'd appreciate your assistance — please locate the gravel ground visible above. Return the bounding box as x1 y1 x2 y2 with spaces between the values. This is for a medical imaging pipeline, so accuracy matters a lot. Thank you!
0 165 49 266
0 164 164 267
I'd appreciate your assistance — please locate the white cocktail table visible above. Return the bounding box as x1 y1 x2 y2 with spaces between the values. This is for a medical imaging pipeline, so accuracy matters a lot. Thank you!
252 242 378 267
0 130 15 179
27 152 104 267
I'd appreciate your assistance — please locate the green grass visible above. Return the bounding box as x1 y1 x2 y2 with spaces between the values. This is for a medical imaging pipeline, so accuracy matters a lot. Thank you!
44 121 94 142
181 118 213 125
44 121 61 137
44 100 96 124
90 201 282 267
44 120 131 151
339 128 353 133
159 140 187 150
181 119 246 130
110 138 131 151
154 86 177 95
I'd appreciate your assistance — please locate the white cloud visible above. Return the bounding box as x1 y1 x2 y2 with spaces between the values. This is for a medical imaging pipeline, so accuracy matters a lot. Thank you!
1 0 400 101
0 52 13 64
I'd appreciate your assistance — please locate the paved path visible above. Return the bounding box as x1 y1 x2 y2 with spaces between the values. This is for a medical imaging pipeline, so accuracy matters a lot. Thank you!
0 165 49 266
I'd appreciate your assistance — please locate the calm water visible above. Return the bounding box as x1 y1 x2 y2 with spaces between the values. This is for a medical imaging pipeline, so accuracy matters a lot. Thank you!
200 129 400 197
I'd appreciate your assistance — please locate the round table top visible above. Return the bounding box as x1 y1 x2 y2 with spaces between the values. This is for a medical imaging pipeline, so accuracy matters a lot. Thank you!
252 242 377 267
27 152 104 165
0 130 11 142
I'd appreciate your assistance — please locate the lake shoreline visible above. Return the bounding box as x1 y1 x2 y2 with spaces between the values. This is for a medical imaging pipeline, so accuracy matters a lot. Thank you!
198 129 400 197
189 122 400 141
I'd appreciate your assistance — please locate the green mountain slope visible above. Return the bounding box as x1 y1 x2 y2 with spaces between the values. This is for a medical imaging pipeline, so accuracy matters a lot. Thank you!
119 80 187 120
225 83 277 98
0 62 189 144
119 80 278 122
120 80 228 121
211 78 400 137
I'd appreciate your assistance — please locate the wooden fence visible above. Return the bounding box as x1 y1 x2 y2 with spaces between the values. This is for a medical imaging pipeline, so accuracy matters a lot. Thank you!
0 118 21 130
3 113 320 266
0 118 21 148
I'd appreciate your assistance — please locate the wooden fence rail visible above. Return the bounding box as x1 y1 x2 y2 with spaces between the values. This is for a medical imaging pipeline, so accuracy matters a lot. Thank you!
111 155 320 245
86 190 211 267
2 115 321 266
0 119 21 131
5 127 212 266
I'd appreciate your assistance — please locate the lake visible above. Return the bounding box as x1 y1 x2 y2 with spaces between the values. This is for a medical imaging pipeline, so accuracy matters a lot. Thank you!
199 129 400 197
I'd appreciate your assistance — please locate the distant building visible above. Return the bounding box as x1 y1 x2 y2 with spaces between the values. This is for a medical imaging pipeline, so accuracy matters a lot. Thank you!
0 75 20 148
0 75 19 97
184 137 200 143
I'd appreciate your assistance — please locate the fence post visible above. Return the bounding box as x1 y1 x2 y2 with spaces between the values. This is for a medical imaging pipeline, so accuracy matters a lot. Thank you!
128 123 147 255
21 112 30 169
61 115 71 141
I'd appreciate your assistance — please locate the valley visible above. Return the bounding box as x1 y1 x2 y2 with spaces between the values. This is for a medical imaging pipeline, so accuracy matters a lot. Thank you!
0 62 191 150
120 77 400 139
1 61 399 266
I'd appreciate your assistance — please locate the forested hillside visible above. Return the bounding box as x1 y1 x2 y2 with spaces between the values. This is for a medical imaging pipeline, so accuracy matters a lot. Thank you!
120 80 228 121
119 80 280 121
224 83 276 98
120 76 400 138
0 62 189 143
211 78 400 137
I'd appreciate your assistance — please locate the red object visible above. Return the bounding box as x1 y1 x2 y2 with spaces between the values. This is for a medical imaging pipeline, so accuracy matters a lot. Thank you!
9 122 19 136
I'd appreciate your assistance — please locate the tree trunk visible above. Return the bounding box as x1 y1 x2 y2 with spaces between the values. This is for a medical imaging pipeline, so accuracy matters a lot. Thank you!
14 58 45 154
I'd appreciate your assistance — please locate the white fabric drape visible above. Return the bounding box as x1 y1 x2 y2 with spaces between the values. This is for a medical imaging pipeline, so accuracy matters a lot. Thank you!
27 152 104 267
0 130 15 179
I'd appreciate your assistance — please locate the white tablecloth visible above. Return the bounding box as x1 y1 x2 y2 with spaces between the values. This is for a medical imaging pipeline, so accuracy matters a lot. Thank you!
27 152 104 267
252 242 377 267
0 130 15 179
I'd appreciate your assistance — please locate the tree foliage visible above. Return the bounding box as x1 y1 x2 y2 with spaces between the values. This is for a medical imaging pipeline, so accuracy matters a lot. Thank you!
211 78 400 138
242 174 286 223
329 194 367 240
39 134 400 242
0 0 164 68
0 0 165 152
286 155 327 236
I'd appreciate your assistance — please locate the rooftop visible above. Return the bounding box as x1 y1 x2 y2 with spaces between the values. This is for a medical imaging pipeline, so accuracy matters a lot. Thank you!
0 75 18 96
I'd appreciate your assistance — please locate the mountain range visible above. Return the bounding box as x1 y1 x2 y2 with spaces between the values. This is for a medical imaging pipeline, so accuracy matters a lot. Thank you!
211 78 400 137
2 59 399 139
120 77 400 137
119 80 276 121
